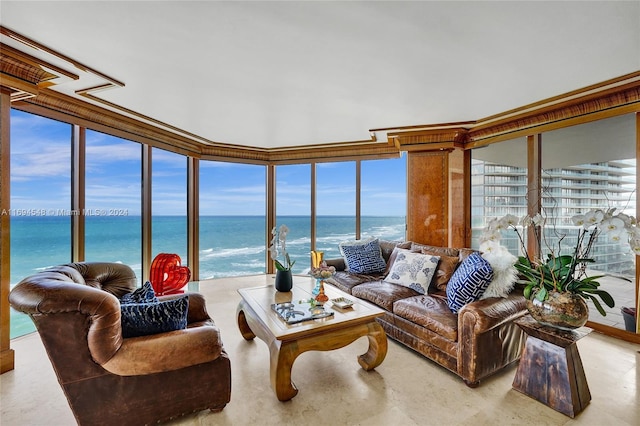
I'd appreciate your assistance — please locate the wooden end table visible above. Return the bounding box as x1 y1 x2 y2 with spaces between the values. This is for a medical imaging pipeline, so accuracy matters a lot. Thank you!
512 315 592 417
236 277 387 401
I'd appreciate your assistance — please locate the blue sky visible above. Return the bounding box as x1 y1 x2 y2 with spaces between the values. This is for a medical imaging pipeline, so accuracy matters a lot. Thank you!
10 109 407 216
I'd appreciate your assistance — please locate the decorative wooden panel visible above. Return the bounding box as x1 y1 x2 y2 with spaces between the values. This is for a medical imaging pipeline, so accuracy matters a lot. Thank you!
407 151 448 246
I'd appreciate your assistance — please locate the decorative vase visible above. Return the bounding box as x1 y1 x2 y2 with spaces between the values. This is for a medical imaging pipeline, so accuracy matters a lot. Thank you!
526 290 589 330
315 280 329 304
275 270 293 292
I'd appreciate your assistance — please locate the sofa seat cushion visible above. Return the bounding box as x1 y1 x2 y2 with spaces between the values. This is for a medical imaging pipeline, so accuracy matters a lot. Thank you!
393 295 458 342
351 280 419 311
326 271 383 294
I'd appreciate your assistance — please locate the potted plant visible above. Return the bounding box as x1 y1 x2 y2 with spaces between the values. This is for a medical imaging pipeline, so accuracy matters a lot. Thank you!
269 224 296 292
481 208 639 329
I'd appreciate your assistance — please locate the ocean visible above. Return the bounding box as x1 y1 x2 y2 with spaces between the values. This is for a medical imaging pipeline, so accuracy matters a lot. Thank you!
8 215 405 338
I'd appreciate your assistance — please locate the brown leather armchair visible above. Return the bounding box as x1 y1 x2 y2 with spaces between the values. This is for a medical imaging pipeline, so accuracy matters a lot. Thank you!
9 262 231 426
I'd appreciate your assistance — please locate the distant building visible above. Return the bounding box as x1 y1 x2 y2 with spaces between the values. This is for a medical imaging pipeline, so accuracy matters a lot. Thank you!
471 159 636 276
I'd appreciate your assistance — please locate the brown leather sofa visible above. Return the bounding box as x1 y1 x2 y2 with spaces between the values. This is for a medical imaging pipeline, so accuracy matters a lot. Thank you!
325 241 527 387
9 262 231 425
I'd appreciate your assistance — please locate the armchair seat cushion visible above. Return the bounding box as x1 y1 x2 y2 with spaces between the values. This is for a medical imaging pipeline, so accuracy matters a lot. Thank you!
102 324 224 375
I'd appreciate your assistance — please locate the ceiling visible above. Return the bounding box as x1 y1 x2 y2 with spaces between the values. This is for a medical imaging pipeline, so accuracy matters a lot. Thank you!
1 1 639 149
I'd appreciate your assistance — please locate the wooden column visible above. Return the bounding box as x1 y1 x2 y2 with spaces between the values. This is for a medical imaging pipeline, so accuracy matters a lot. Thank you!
266 164 276 274
71 125 85 262
406 149 466 247
187 157 199 281
0 87 15 373
141 145 152 283
527 134 542 258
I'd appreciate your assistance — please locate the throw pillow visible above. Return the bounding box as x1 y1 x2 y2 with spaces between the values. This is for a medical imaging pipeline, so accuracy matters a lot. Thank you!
339 238 387 274
422 249 460 292
120 296 189 338
385 250 440 295
120 281 157 304
446 252 494 314
479 243 518 299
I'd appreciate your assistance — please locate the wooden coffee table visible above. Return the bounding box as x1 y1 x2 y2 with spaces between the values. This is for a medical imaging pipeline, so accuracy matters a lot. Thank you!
236 276 387 401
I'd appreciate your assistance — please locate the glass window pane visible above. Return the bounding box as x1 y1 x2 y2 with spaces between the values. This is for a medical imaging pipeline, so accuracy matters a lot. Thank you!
316 162 355 260
276 164 310 273
152 148 187 266
361 157 407 242
471 138 528 254
85 130 141 279
10 110 71 338
542 114 636 330
199 161 266 279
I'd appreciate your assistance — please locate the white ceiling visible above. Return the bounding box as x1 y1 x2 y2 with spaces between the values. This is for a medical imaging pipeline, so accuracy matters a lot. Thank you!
1 1 639 149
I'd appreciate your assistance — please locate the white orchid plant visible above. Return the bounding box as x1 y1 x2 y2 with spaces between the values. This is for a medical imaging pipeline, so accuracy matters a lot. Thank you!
269 224 295 271
480 208 639 316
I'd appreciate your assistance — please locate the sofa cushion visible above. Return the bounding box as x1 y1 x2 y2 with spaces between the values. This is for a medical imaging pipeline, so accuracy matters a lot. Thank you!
120 281 157 304
421 250 460 292
339 238 387 274
410 243 459 258
326 271 377 294
379 240 412 264
351 280 419 312
385 250 439 295
446 252 493 314
120 296 189 338
393 295 458 341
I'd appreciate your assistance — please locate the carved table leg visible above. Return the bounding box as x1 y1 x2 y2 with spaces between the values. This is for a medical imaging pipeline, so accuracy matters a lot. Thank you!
358 321 388 370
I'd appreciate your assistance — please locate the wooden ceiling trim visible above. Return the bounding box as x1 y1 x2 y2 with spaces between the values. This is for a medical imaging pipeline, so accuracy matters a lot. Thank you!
468 73 640 143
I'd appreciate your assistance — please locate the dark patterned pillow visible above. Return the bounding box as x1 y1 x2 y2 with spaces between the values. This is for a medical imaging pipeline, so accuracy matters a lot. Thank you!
339 238 387 274
120 281 157 304
120 296 189 338
446 252 493 314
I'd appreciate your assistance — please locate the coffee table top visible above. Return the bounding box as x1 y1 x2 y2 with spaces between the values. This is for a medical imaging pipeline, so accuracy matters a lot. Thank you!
237 275 385 340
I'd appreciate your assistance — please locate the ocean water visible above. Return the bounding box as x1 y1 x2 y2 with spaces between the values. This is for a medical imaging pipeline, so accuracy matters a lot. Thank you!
9 215 405 337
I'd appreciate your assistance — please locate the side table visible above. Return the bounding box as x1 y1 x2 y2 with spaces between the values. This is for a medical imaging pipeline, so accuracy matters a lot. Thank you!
512 315 592 418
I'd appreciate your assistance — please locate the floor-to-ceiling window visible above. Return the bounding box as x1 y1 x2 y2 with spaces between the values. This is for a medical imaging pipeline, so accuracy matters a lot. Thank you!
199 161 266 279
541 114 637 331
471 137 529 253
9 110 71 338
152 148 187 268
276 164 311 273
315 161 356 260
85 130 142 279
361 157 407 242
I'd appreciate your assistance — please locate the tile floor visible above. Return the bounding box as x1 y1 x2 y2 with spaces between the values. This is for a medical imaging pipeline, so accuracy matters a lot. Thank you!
1 275 638 425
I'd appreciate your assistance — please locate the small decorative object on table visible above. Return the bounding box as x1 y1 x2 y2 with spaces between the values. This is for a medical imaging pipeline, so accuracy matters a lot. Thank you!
310 261 336 304
269 224 296 292
481 208 639 330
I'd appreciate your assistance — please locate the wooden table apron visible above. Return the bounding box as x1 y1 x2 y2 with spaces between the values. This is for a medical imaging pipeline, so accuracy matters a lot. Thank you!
236 298 387 401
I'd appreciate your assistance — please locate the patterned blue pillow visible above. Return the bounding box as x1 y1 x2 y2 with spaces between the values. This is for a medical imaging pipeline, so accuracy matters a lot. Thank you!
120 296 189 338
340 238 387 274
446 252 493 314
120 281 157 304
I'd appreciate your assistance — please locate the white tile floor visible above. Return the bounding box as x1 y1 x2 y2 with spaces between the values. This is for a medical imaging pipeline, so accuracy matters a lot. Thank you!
1 274 638 425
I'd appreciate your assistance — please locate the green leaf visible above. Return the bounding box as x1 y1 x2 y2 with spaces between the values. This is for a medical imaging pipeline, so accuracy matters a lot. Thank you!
535 286 547 301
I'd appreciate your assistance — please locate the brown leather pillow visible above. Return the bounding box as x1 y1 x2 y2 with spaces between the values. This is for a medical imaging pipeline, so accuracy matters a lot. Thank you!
422 249 460 291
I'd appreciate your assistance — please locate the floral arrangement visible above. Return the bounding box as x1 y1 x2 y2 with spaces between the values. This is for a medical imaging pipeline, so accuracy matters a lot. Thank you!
310 261 336 280
480 208 639 316
269 224 295 271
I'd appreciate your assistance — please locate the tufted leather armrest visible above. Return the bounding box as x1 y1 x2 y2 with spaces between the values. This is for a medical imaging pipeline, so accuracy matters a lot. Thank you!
458 290 527 334
9 270 126 365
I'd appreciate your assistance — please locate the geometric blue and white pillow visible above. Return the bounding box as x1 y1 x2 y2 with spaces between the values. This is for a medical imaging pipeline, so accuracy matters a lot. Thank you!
120 295 189 338
385 250 440 294
120 281 157 304
339 238 387 274
446 252 494 314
